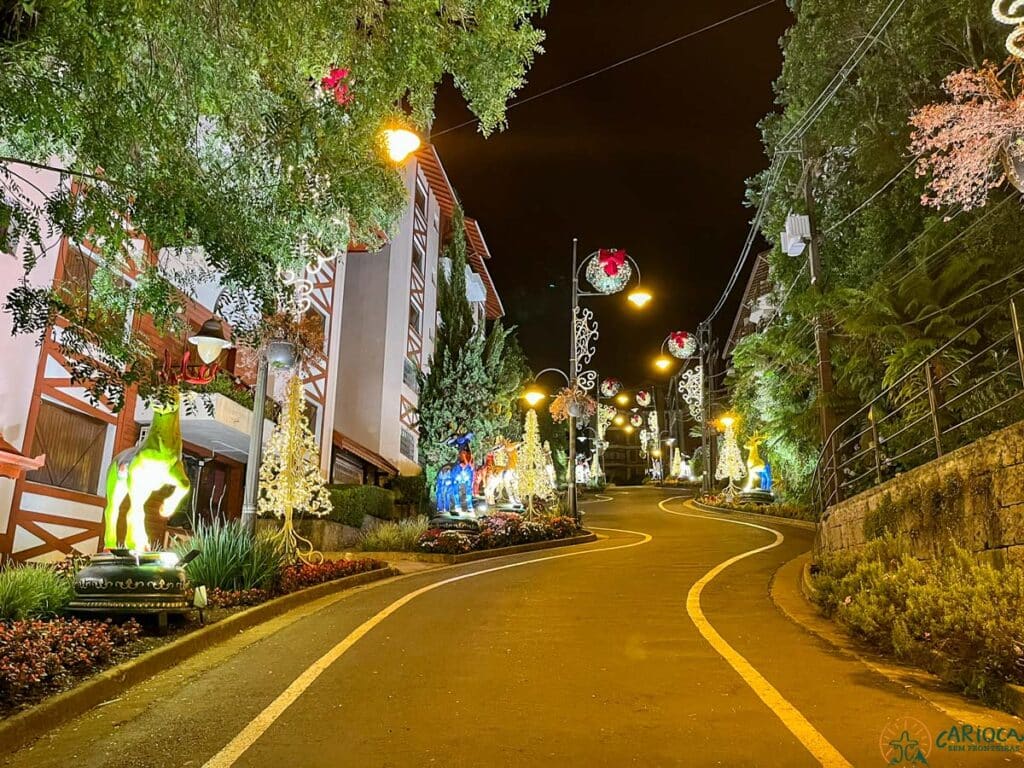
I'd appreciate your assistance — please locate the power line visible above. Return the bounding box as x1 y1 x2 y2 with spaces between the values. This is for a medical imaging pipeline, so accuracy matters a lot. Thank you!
702 0 908 328
431 0 780 138
822 154 919 235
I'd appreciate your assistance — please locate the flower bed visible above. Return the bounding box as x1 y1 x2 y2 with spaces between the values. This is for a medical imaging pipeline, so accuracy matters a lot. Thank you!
0 618 141 708
418 513 582 554
697 494 815 522
205 558 384 607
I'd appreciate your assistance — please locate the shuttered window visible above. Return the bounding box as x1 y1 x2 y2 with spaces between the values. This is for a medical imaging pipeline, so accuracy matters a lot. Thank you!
26 400 108 494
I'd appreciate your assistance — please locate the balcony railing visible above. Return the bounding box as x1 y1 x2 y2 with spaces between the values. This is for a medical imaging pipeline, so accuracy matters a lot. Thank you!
811 292 1024 517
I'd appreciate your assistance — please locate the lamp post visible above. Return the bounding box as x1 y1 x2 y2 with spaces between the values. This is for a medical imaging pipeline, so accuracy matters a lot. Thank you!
240 126 422 535
568 239 650 521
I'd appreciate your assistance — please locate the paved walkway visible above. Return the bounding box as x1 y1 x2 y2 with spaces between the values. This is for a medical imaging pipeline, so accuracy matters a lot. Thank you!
5 489 1020 767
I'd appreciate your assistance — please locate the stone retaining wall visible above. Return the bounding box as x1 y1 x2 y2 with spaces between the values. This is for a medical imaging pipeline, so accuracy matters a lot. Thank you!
816 420 1024 566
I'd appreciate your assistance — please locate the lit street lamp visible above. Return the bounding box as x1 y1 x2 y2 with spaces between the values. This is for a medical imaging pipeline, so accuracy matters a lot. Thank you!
566 240 650 522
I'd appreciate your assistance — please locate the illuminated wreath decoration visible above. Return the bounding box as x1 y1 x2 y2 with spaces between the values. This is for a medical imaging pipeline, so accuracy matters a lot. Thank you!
667 331 697 359
636 390 652 407
600 377 622 397
585 249 633 294
630 413 644 428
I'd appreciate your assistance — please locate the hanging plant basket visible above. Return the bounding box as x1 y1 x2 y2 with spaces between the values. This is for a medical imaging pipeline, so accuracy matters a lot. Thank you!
585 249 632 295
267 340 297 368
600 377 622 397
667 331 697 359
550 387 597 423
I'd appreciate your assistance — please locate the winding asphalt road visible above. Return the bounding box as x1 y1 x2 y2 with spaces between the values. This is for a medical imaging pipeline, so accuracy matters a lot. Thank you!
5 489 1020 767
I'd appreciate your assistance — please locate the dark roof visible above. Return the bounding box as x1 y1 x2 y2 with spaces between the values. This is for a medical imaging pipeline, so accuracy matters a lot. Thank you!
724 251 773 358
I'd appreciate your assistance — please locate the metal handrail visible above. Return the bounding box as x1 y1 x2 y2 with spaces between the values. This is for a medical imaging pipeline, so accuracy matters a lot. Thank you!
811 292 1024 516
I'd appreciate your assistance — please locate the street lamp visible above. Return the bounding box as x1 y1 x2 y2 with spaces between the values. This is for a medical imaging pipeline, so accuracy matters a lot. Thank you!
381 127 422 164
567 240 650 522
615 393 629 406
654 355 672 372
523 387 547 408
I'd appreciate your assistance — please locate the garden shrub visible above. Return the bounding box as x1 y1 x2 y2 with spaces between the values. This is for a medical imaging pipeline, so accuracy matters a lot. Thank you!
699 494 816 522
0 563 74 620
813 535 1024 705
863 495 901 541
327 484 395 527
278 558 381 592
386 474 430 515
0 618 141 705
174 519 284 591
359 517 430 552
418 513 581 554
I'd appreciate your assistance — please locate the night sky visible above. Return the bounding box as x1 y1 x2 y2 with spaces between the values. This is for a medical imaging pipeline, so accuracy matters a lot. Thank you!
431 0 791 385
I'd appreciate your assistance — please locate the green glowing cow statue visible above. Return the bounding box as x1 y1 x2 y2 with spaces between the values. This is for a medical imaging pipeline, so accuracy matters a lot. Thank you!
102 354 216 552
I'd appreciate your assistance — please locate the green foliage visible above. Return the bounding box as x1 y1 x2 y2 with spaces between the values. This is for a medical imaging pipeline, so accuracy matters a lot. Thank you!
731 0 1024 500
814 536 1024 705
0 0 548 406
174 519 284 591
416 206 531 485
358 516 430 552
385 474 430 515
0 564 73 620
327 484 395 526
863 495 901 541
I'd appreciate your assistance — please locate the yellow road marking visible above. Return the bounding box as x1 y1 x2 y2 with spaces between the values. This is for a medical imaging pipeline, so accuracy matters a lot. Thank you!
203 526 652 768
659 497 852 768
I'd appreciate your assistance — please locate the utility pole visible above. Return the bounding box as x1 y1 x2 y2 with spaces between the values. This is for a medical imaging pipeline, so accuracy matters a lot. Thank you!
698 321 713 494
802 150 839 500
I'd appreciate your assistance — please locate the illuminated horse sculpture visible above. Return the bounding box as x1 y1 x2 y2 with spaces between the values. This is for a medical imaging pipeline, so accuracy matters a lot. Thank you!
102 353 217 551
435 432 475 515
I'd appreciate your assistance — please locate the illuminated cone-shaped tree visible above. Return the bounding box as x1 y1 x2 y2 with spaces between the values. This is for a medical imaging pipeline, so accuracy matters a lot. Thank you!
518 408 554 517
259 374 332 561
590 450 602 486
671 447 683 479
715 416 746 500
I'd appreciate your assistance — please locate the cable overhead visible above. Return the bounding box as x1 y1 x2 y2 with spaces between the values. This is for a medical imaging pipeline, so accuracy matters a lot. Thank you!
432 0 780 138
701 0 909 328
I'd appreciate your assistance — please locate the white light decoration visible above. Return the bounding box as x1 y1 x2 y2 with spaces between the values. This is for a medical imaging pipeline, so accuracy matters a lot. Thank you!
667 331 697 359
600 377 622 397
636 390 652 407
647 410 659 440
630 413 644 428
578 370 598 392
678 366 703 423
715 416 746 500
597 404 616 442
573 307 599 367
993 0 1024 58
585 250 633 294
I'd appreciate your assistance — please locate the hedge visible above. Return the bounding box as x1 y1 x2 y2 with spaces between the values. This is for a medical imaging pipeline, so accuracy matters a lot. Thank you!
385 474 431 515
327 484 395 527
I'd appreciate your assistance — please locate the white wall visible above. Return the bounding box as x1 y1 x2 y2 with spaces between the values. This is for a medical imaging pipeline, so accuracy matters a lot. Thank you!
0 164 65 537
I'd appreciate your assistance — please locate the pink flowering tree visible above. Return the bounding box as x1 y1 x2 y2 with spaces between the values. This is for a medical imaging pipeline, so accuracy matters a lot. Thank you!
909 63 1024 211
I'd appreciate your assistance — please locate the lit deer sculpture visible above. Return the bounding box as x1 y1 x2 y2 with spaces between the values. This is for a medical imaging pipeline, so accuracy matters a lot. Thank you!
102 353 217 551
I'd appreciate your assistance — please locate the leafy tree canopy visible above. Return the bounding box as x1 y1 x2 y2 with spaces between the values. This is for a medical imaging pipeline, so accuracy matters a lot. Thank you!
731 0 1024 500
0 0 547 405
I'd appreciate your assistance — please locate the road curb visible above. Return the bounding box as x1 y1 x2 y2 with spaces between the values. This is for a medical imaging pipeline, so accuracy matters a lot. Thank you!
349 531 598 565
0 565 400 754
771 552 1024 721
688 499 818 531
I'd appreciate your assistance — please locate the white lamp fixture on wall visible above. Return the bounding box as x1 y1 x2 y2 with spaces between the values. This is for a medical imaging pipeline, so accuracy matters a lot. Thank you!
781 213 811 257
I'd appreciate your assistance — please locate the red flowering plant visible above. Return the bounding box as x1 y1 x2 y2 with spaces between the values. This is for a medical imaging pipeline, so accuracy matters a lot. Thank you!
0 618 141 706
549 386 597 423
319 66 353 107
910 62 1024 212
279 558 380 592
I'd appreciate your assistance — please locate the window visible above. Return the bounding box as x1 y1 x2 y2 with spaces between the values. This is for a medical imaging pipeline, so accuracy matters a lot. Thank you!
57 246 129 337
403 357 420 394
303 307 328 355
409 303 421 334
26 401 108 494
400 428 417 461
304 399 321 439
412 240 425 274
